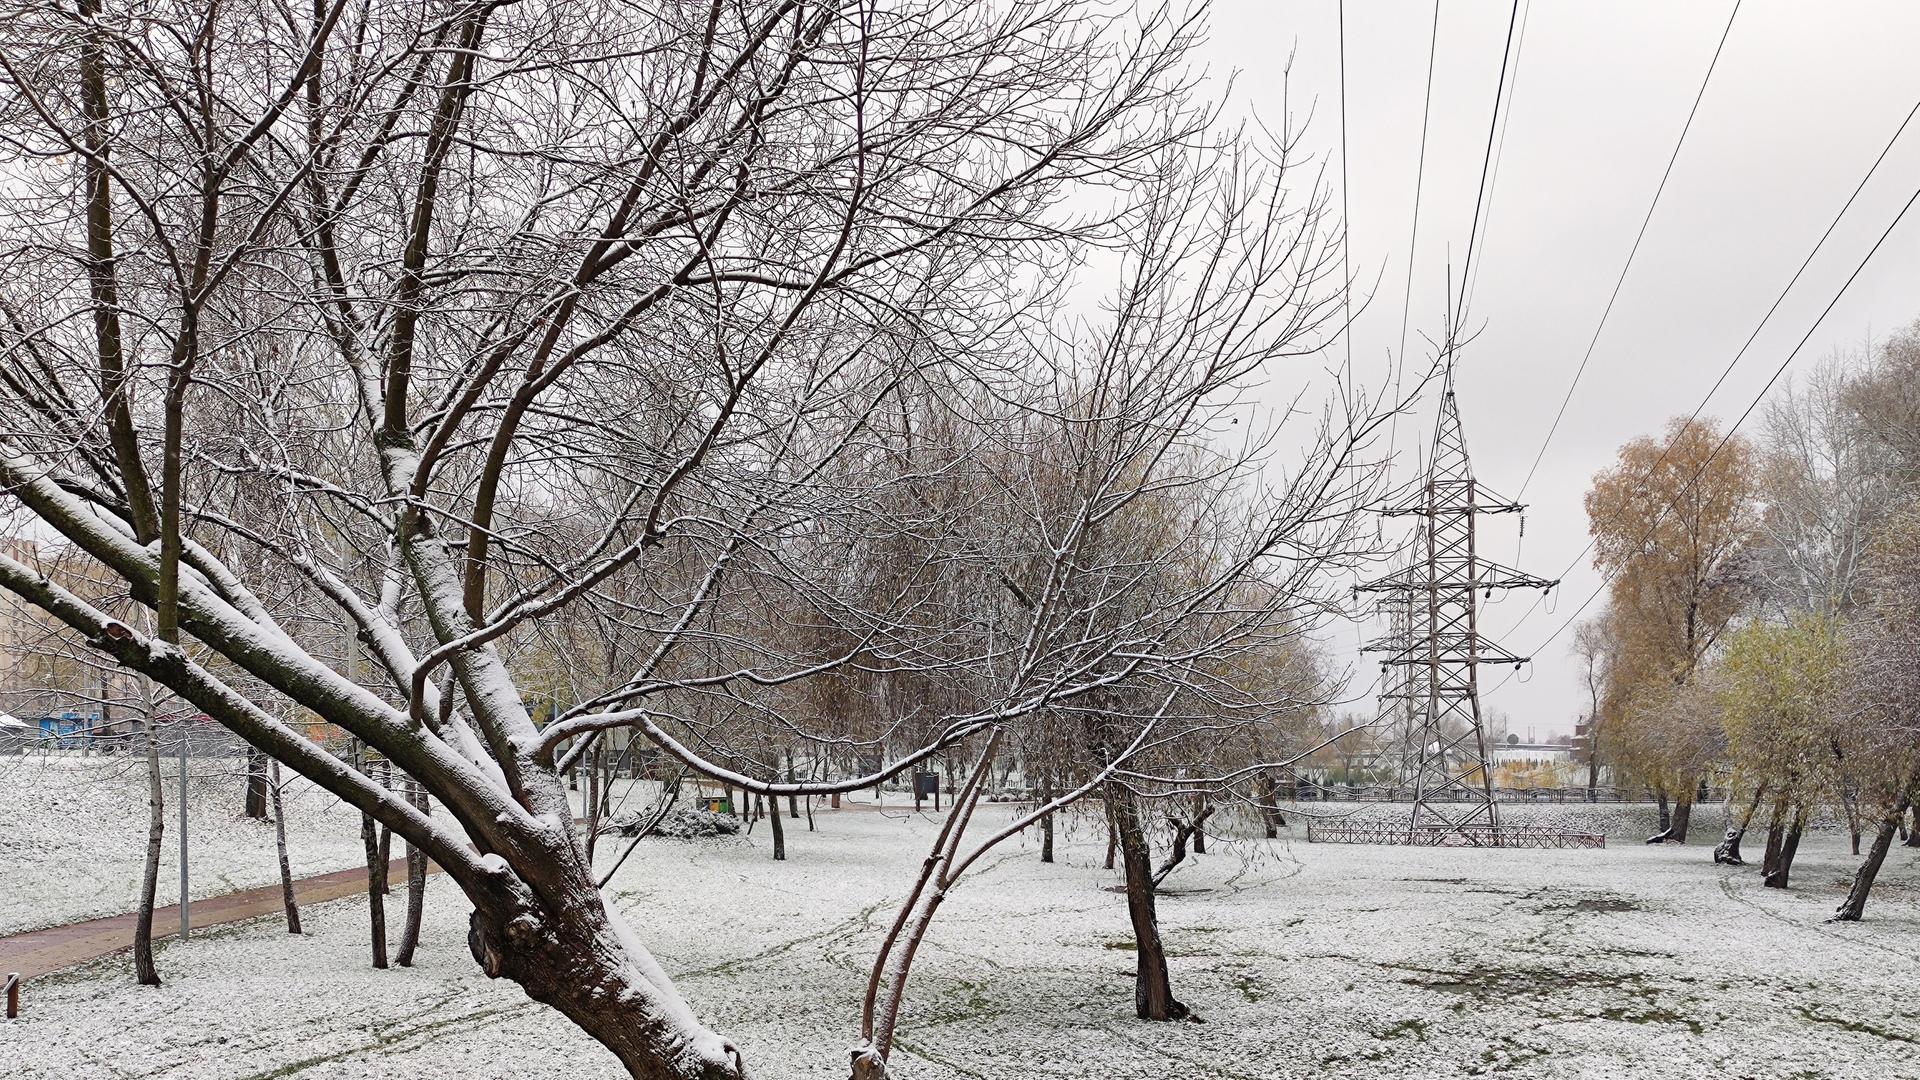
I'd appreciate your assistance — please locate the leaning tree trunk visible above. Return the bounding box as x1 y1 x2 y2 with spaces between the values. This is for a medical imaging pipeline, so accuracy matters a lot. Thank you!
1110 784 1188 1021
1764 805 1807 889
466 878 743 1080
1714 784 1767 865
395 778 429 965
269 759 301 934
133 719 165 986
1833 782 1914 921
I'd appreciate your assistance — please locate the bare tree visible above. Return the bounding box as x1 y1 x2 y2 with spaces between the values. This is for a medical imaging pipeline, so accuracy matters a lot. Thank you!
0 2 1301 1075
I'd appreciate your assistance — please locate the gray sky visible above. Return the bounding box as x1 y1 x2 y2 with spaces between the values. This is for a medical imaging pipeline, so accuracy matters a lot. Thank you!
1202 0 1920 735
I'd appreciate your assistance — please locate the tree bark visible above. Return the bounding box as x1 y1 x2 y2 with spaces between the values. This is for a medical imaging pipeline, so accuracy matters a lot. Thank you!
768 784 786 861
1039 767 1055 863
357 743 388 968
586 737 605 864
466 888 742 1080
1586 730 1600 803
1759 796 1788 880
1647 786 1692 843
1906 802 1920 847
1151 807 1215 889
133 718 164 986
1714 784 1766 865
395 779 429 965
1763 806 1806 889
1655 785 1671 832
1260 772 1286 838
244 745 269 819
270 759 301 934
1103 796 1119 871
1833 784 1913 921
1110 785 1187 1021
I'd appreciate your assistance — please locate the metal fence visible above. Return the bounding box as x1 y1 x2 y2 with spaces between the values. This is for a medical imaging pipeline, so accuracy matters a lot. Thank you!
1305 821 1607 849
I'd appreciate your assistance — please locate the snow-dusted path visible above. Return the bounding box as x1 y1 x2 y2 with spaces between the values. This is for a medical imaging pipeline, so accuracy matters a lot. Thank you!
0 853 434 979
0 755 375 935
6 806 1918 1079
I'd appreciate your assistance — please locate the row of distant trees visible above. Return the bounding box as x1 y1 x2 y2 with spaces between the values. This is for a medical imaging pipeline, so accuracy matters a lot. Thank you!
1577 321 1920 919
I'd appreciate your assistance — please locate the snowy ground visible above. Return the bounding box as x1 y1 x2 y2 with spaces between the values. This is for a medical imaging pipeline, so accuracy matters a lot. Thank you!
8 799 1919 1079
0 752 376 934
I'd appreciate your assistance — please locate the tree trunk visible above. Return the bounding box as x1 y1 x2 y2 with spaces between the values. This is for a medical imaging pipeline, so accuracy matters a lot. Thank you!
1586 732 1600 803
586 737 605 864
1714 784 1766 865
1764 806 1806 889
1103 797 1119 871
133 719 164 986
1260 772 1286 838
395 779 429 966
1190 794 1207 855
768 785 786 861
1110 785 1187 1021
356 743 388 968
1647 786 1692 843
1833 785 1913 921
378 760 394 891
244 745 269 819
1039 767 1055 863
270 759 301 934
466 889 743 1080
1760 796 1788 881
1655 785 1671 832
1151 808 1214 889
1906 803 1920 847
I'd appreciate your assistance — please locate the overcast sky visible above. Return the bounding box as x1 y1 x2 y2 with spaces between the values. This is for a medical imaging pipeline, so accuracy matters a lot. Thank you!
1197 0 1920 735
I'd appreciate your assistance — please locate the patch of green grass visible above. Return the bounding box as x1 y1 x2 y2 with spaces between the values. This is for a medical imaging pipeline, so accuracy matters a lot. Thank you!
1798 1005 1918 1044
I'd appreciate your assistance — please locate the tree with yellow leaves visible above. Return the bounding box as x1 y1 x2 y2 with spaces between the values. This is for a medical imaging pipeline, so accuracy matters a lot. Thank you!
1714 616 1841 888
1585 417 1757 842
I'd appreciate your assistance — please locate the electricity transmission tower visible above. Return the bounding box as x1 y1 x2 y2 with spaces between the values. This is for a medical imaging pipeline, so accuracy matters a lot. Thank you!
1357 365 1556 843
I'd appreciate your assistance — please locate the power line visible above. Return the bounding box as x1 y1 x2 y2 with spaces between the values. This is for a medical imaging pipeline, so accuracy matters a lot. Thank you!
1454 0 1522 326
1486 95 1920 669
1387 0 1442 483
1490 168 1920 696
1513 0 1743 499
1338 0 1353 379
1463 0 1531 318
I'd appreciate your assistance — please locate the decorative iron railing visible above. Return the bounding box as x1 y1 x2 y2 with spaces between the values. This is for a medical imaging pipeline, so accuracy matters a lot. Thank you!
1304 822 1606 849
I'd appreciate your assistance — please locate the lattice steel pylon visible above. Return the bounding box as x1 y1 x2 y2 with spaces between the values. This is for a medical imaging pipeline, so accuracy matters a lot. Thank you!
1357 365 1556 843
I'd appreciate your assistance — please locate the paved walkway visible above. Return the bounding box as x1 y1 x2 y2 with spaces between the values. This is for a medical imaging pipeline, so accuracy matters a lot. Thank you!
0 856 438 980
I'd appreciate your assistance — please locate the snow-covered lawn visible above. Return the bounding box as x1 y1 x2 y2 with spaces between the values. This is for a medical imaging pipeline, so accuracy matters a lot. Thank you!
0 753 374 935
7 801 1919 1079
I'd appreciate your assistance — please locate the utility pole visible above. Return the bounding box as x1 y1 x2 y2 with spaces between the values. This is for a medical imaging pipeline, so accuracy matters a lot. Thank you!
1357 363 1556 844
